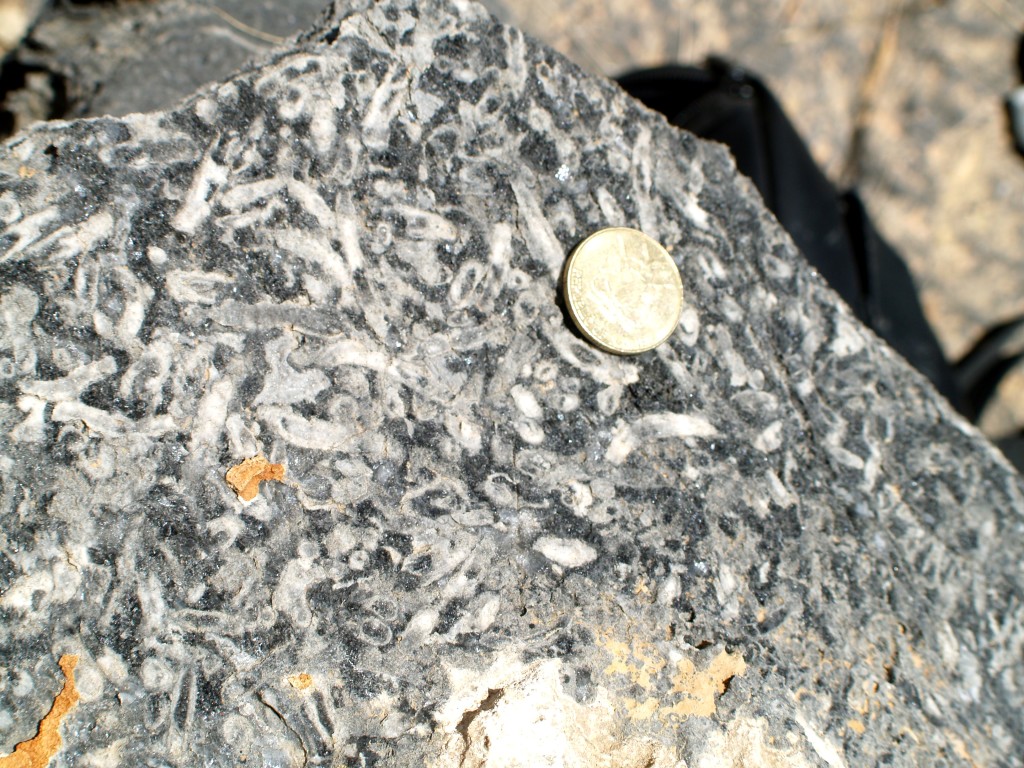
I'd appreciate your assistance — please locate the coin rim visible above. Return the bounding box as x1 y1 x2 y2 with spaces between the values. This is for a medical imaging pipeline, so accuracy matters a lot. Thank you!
562 227 684 355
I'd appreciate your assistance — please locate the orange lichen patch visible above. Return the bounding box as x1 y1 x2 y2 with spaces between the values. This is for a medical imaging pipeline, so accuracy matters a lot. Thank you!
0 655 80 768
225 455 285 501
665 650 746 719
598 629 746 725
625 697 660 721
847 719 866 735
599 635 666 691
17 166 36 179
288 673 313 690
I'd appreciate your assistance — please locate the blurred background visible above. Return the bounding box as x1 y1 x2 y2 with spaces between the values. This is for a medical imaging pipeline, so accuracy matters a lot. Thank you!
2 0 1023 447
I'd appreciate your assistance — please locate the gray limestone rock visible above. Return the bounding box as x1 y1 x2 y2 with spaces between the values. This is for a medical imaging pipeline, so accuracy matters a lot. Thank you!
1 0 1022 765
0 0 329 135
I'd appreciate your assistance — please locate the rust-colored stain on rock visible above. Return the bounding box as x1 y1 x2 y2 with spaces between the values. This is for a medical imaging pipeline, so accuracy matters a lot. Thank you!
225 455 285 501
0 655 80 768
288 673 314 690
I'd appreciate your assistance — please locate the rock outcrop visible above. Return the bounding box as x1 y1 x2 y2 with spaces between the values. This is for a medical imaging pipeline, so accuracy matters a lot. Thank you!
1 1 1021 765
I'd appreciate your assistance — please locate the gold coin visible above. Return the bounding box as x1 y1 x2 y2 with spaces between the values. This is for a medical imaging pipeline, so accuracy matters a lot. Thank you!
563 227 683 355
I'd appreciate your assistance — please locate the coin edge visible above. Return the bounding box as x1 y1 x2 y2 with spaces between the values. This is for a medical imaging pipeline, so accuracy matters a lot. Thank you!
562 227 683 355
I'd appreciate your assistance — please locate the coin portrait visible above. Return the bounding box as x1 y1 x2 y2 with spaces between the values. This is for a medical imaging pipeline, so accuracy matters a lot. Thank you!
562 227 684 355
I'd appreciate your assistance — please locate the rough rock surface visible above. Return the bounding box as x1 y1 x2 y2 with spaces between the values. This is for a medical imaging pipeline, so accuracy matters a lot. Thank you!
489 0 1024 439
8 0 1024 446
0 0 328 135
1 0 1023 766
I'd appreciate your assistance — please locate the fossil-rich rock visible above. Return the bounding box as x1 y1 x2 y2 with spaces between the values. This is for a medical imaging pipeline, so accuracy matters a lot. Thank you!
1 1 1022 765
